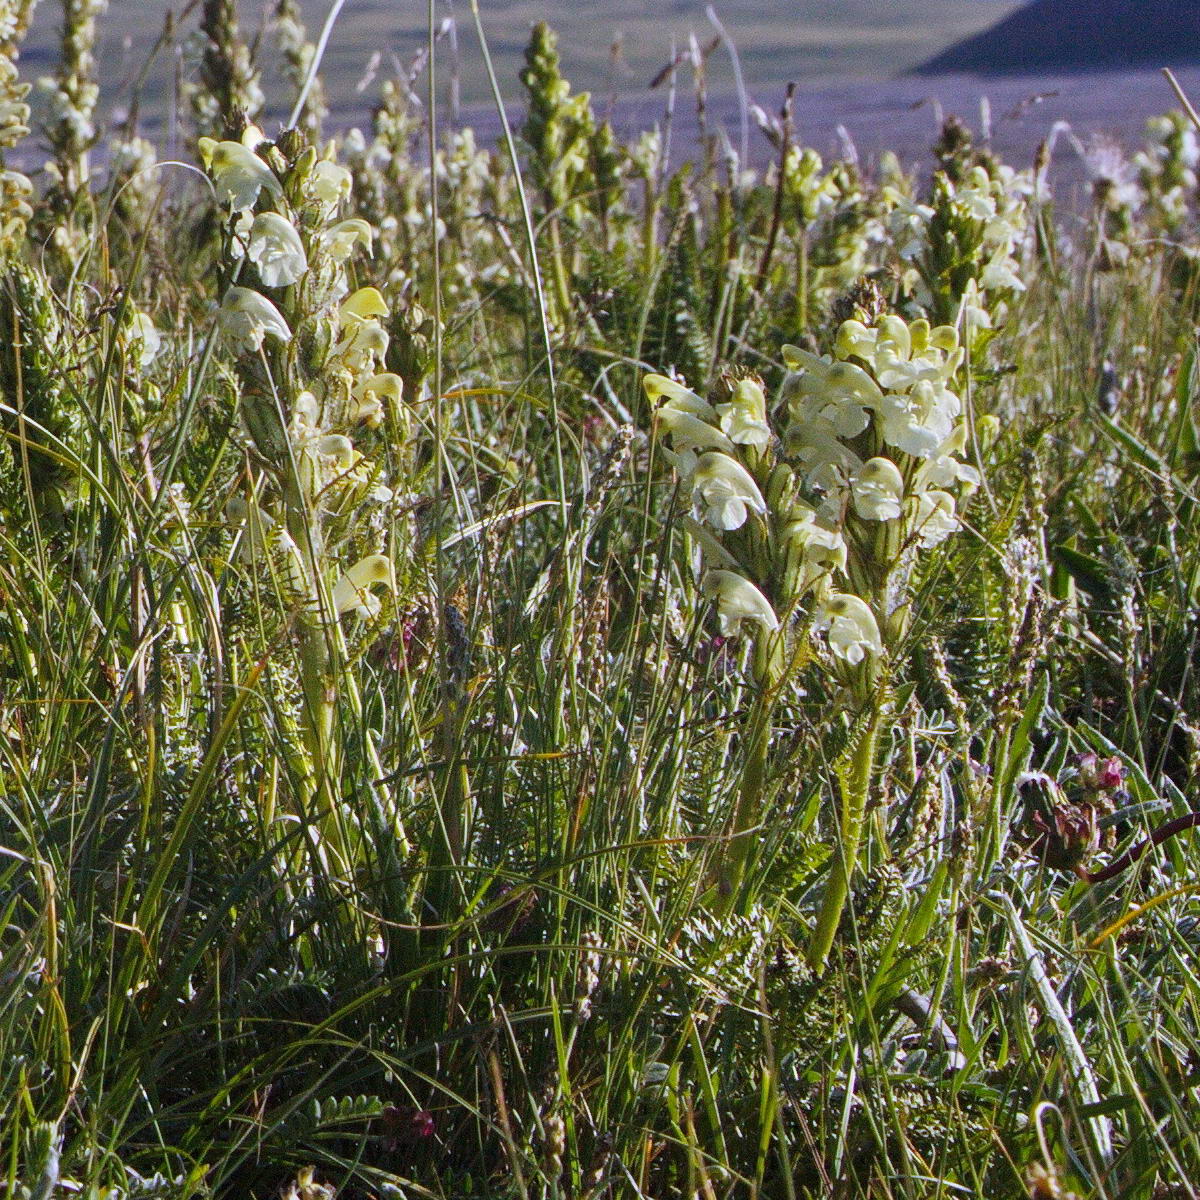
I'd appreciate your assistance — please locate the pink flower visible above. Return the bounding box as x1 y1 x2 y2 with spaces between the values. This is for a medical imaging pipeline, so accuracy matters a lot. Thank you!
1078 752 1125 792
1098 757 1124 790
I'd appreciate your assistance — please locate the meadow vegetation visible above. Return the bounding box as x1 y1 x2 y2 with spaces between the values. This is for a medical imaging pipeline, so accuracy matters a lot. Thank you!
3 2 1200 1198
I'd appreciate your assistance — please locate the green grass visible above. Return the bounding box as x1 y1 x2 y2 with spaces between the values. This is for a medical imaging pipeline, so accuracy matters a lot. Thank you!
1 4 1200 1199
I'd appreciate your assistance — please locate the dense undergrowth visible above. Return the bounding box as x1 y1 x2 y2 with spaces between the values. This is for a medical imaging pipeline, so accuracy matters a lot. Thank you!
3 2 1200 1197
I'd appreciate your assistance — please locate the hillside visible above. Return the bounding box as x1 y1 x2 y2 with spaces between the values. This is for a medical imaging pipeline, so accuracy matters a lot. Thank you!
915 0 1200 75
25 1 1022 111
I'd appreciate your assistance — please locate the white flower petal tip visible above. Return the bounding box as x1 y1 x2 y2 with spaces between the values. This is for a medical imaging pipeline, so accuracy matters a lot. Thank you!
333 554 396 617
218 286 291 355
815 594 883 665
702 570 779 635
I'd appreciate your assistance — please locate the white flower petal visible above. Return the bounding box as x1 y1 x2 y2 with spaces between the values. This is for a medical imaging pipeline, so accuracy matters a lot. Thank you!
219 286 291 355
702 570 779 635
199 138 282 212
332 554 395 616
815 593 883 664
691 452 767 531
851 457 905 521
247 212 308 287
643 373 719 422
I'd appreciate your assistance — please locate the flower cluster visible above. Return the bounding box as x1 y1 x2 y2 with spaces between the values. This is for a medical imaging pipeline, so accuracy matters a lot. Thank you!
1134 110 1200 236
200 127 400 623
274 0 327 139
884 161 1032 333
37 0 107 215
520 20 599 224
106 131 159 227
1076 134 1142 268
645 312 980 682
0 0 33 255
340 90 514 315
771 145 880 317
193 0 264 136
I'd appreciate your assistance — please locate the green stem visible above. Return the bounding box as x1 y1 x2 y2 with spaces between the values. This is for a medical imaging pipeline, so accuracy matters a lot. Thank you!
281 477 354 874
640 177 658 279
807 703 881 970
547 216 573 328
718 686 773 916
425 697 471 925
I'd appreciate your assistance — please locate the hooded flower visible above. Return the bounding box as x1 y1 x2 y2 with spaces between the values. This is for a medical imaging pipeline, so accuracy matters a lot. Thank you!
785 345 880 439
332 554 395 618
246 212 308 287
910 490 959 547
783 503 848 596
309 159 353 206
643 373 719 422
199 138 282 211
702 570 779 635
323 217 374 263
915 426 981 493
876 378 960 458
219 286 291 355
980 251 1025 293
691 452 767 530
337 287 390 370
851 457 905 521
351 373 403 426
716 377 771 449
815 593 883 665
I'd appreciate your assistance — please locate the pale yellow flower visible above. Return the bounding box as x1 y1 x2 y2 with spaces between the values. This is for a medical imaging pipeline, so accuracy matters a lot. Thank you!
219 286 291 355
815 594 883 665
702 570 779 635
199 138 282 211
247 212 307 287
333 554 395 618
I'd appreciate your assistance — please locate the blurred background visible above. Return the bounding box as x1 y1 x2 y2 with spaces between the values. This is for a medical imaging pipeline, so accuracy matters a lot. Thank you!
20 1 1200 179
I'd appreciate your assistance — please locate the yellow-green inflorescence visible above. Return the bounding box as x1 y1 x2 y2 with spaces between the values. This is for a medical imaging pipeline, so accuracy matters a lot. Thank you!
644 309 981 958
884 159 1033 332
647 313 978 683
0 0 35 255
201 124 405 865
